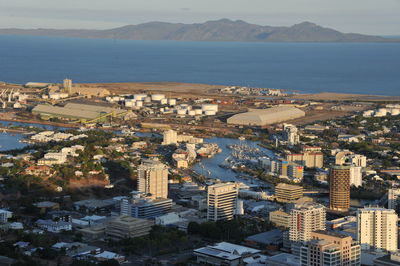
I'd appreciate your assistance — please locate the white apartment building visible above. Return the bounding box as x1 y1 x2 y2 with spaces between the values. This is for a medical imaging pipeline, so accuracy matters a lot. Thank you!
283 124 300 146
162 130 178 145
357 207 398 252
348 154 367 168
350 166 363 187
289 202 326 243
207 183 239 221
137 159 169 199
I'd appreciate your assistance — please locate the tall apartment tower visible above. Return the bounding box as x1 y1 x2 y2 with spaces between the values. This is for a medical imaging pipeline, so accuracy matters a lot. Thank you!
300 231 361 266
329 165 351 212
137 159 169 199
388 188 400 210
357 206 398 252
63 78 72 94
207 183 239 221
289 202 326 243
161 129 178 145
283 124 300 146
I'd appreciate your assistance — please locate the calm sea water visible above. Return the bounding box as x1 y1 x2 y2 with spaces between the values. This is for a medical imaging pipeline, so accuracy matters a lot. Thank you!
0 35 399 95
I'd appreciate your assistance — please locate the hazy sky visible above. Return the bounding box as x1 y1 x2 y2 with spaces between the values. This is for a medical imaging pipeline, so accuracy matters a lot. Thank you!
0 0 399 35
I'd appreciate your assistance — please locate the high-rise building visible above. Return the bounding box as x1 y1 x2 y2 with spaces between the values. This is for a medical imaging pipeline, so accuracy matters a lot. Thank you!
388 188 400 210
329 165 351 212
63 78 72 94
300 230 361 266
350 166 362 187
348 154 367 168
289 202 326 243
357 207 398 252
207 183 239 221
161 129 178 145
283 124 300 146
137 159 169 199
275 183 303 203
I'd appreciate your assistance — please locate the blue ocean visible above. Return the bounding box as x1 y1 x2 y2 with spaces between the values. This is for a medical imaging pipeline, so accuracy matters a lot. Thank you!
0 35 399 95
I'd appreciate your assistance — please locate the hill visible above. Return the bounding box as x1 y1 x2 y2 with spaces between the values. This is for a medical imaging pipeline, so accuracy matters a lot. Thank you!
0 19 396 42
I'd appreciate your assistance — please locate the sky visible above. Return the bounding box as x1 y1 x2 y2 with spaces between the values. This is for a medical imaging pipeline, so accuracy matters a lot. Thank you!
0 0 399 35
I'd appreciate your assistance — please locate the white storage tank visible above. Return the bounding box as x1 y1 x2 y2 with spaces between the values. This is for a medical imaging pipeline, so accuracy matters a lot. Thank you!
160 98 168 105
136 101 143 107
194 109 202 115
177 109 187 115
134 94 147 101
202 104 218 112
168 99 176 106
188 110 196 116
125 101 134 107
391 109 400 116
151 94 165 101
204 110 216 116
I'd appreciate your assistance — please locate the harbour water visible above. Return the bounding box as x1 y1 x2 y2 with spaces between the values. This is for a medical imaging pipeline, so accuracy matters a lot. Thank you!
192 137 274 186
1 35 400 95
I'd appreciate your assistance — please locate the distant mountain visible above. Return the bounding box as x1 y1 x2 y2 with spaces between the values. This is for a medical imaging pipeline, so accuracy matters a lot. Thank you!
0 19 396 42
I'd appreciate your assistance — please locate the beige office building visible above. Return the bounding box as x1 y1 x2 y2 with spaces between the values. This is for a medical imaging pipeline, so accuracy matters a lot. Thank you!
275 183 303 203
286 151 324 168
300 231 361 266
357 207 398 252
105 216 154 240
138 159 169 199
329 165 351 212
269 210 291 229
207 183 239 221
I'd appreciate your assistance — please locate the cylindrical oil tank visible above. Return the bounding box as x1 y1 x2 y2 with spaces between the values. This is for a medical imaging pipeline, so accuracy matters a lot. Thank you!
204 110 216 116
134 94 147 101
168 99 176 106
177 109 187 115
202 104 218 112
151 94 165 101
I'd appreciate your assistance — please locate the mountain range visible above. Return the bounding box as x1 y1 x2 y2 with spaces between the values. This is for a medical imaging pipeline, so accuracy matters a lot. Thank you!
0 19 397 42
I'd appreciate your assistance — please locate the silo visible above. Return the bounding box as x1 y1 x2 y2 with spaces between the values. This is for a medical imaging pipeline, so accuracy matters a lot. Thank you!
134 94 147 101
151 94 165 101
202 104 218 112
168 99 176 106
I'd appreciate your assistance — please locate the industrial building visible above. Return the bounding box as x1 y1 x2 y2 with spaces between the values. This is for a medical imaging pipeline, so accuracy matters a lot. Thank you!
227 106 305 126
32 103 130 123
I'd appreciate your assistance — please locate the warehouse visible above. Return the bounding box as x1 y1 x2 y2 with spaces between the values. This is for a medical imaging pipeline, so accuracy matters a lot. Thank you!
227 106 305 126
32 103 130 123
